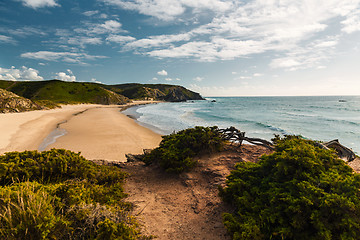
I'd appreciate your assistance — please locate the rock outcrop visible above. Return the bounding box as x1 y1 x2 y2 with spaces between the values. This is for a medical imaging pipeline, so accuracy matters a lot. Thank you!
95 88 130 105
161 87 201 102
0 88 43 113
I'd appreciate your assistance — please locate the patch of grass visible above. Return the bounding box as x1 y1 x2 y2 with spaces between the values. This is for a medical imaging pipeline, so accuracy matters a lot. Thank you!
33 100 60 109
143 126 225 173
220 136 360 240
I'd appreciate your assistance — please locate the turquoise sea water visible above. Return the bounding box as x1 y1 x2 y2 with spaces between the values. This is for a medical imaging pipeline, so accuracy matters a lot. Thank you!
123 96 360 153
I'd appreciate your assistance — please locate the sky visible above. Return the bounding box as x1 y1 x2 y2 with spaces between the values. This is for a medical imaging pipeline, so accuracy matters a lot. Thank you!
0 0 360 96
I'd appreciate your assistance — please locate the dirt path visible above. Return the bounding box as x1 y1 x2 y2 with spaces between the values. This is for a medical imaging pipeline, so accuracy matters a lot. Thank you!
122 145 272 239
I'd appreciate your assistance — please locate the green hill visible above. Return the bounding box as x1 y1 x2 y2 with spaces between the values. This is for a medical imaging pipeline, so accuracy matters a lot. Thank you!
107 83 204 102
0 80 129 105
0 80 204 105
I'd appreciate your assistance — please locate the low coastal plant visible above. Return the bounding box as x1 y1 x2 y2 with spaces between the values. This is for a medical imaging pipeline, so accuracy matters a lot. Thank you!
220 136 360 240
143 126 225 173
0 149 150 240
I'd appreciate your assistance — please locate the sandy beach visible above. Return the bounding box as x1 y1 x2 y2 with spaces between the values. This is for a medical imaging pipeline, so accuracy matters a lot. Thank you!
0 102 162 162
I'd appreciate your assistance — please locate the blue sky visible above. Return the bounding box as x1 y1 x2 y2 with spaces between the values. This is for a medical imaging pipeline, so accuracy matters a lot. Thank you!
0 0 360 96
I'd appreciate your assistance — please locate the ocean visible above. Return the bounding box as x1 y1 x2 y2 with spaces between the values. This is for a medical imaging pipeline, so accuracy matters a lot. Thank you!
123 96 360 154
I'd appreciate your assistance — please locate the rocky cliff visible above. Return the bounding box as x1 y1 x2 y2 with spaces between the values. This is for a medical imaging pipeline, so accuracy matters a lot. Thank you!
0 88 43 113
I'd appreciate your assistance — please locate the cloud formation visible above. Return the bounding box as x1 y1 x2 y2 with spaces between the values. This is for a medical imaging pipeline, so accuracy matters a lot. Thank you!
157 70 168 76
102 0 360 70
75 20 125 35
21 51 107 64
101 0 233 21
0 66 44 81
20 0 60 9
193 76 204 82
0 35 15 44
54 69 76 82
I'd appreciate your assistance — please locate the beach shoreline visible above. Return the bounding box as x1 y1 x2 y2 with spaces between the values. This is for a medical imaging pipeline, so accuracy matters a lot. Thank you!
0 101 163 162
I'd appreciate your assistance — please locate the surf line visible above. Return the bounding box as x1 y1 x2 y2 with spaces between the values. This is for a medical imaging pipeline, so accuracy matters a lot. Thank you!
37 108 90 151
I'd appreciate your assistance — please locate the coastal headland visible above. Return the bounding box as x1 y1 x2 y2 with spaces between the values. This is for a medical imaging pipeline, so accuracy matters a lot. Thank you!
0 101 162 161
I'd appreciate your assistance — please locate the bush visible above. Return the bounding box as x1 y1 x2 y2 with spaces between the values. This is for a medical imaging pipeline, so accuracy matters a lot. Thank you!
0 149 149 240
143 126 225 173
0 182 68 240
220 136 360 240
0 149 126 186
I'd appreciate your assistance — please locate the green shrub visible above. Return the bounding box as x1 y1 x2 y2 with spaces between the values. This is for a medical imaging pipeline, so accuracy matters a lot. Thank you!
0 149 126 186
0 182 68 240
220 136 360 240
143 126 225 173
0 149 148 240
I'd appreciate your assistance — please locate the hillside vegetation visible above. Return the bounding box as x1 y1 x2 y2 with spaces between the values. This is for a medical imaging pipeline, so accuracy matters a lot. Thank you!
220 136 360 240
0 149 150 239
0 80 204 108
0 80 129 105
107 83 204 102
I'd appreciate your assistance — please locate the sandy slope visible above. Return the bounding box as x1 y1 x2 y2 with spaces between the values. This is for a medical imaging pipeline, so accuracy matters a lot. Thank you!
122 145 273 240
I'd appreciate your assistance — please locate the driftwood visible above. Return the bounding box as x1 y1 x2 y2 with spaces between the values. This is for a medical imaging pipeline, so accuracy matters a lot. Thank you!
218 127 274 150
315 139 356 162
218 127 357 159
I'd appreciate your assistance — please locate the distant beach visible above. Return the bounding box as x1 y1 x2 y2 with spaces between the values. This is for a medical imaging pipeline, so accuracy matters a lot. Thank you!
0 101 162 162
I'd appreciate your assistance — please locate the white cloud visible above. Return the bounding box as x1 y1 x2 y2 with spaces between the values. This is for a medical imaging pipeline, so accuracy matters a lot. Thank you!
0 35 15 44
91 78 102 83
175 78 181 81
74 20 125 36
270 58 302 69
231 72 237 75
54 70 76 82
342 9 360 33
317 65 327 69
165 78 172 81
236 76 251 80
253 73 263 77
157 70 168 76
123 33 191 49
4 26 47 37
0 66 44 81
21 0 60 9
101 0 233 21
66 36 103 47
152 77 158 81
21 51 107 64
106 35 136 44
83 10 99 17
193 76 204 82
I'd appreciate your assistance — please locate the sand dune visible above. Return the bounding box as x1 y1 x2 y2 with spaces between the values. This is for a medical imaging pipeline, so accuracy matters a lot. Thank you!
0 102 162 162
